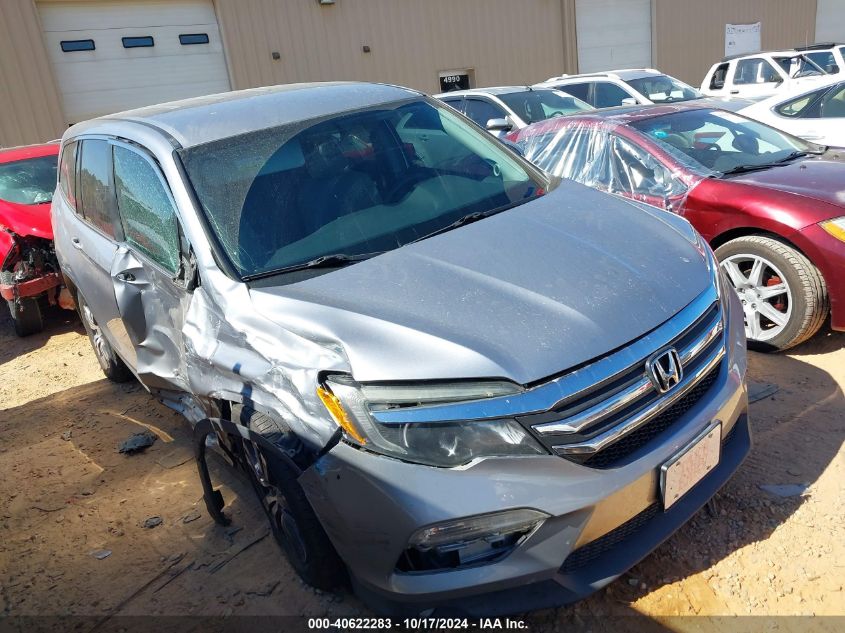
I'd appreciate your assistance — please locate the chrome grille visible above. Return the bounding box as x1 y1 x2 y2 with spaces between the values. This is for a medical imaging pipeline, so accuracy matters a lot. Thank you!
520 293 725 468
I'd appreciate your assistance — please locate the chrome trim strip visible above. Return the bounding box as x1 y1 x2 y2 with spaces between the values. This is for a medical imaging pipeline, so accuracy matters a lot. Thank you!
371 285 719 425
535 376 654 435
552 344 725 457
680 318 723 366
533 313 723 436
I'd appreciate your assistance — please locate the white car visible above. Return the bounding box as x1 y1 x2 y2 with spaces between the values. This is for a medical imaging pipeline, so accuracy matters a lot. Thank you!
434 86 593 137
740 76 845 146
794 43 845 76
536 69 703 107
701 51 828 99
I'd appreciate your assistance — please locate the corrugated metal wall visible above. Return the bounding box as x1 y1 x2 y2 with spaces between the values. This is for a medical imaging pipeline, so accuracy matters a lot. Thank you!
653 0 818 86
0 0 65 147
213 0 578 95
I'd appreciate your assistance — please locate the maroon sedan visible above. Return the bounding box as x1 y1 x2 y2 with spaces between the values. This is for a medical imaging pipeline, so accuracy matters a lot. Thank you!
508 104 845 350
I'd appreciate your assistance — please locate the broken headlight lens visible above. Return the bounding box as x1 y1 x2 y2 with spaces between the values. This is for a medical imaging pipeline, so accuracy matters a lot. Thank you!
317 376 546 467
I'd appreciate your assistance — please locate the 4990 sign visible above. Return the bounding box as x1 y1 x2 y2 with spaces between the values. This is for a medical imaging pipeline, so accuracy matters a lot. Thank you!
439 72 471 91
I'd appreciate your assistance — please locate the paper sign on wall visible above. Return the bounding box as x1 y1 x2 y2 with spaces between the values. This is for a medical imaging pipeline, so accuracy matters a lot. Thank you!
725 22 762 57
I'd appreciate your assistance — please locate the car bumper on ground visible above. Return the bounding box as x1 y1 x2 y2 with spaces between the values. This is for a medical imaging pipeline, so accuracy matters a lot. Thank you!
299 294 749 616
796 223 845 331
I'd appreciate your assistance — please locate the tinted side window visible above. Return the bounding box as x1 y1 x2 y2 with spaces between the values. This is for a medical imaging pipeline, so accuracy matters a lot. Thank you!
819 84 845 118
59 141 78 209
78 140 117 238
558 82 590 102
463 98 506 127
806 51 838 74
734 58 780 85
776 88 825 118
439 97 464 113
710 63 729 90
594 82 632 107
113 146 180 274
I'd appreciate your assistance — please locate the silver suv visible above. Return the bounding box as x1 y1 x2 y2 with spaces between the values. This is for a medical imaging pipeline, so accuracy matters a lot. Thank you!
52 82 749 615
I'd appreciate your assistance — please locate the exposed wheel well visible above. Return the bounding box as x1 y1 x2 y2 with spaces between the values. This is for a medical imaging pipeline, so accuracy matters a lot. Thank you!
711 228 806 259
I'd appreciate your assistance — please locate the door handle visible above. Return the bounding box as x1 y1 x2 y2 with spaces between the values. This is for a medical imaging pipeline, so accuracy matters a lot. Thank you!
116 271 137 283
71 237 83 250
730 90 740 95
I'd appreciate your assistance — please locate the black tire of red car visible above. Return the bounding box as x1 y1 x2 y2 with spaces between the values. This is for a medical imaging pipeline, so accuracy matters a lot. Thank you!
75 293 134 382
1 271 43 337
715 236 828 351
233 404 346 590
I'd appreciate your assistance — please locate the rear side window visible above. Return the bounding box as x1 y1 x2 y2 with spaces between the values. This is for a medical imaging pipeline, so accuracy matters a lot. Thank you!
59 141 78 208
78 140 117 238
776 88 825 118
709 63 729 90
113 146 180 274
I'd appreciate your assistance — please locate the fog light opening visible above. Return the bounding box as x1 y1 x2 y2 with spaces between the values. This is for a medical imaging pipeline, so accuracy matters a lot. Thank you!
395 508 548 573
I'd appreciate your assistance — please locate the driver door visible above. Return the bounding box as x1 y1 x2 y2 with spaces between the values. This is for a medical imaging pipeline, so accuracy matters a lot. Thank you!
109 141 193 392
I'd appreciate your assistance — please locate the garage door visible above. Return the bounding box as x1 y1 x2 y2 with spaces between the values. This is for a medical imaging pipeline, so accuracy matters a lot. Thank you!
815 0 845 43
39 0 231 125
576 0 652 73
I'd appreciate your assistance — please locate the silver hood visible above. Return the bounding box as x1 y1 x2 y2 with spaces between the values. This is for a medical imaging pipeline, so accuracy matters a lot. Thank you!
249 181 712 385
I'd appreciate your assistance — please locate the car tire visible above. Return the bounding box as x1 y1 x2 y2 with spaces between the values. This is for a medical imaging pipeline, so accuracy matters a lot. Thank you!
76 293 134 382
715 236 828 351
234 405 346 590
1 271 44 337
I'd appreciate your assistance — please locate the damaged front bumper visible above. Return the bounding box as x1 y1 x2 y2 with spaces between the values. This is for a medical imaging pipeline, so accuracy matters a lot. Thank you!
295 293 749 616
0 271 62 301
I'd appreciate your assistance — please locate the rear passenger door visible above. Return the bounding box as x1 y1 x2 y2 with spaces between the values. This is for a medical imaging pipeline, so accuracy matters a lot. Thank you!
59 138 138 369
109 141 191 392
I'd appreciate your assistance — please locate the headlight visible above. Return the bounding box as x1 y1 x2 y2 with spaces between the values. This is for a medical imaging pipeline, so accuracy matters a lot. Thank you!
317 376 546 467
820 216 845 243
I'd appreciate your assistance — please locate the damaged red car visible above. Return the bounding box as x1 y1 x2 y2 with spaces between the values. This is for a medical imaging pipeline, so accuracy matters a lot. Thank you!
0 143 73 336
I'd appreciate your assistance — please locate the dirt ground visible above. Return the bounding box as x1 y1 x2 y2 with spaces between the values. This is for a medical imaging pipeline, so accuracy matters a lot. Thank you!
1 305 843 630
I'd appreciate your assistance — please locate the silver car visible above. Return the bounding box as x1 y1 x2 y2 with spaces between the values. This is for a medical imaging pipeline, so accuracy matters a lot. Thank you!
52 82 749 615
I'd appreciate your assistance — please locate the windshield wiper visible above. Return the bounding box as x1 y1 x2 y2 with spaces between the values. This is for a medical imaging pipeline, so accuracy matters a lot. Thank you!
243 251 382 281
721 151 809 175
411 200 526 244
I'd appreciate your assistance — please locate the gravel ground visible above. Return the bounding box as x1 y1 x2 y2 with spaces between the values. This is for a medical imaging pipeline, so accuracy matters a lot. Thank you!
0 305 842 631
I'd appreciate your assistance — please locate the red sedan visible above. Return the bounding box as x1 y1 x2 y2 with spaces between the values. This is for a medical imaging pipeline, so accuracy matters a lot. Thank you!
0 143 72 336
508 104 845 350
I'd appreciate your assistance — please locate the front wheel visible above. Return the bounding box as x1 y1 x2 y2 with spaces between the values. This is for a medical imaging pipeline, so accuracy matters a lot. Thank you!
2 271 43 337
715 236 828 351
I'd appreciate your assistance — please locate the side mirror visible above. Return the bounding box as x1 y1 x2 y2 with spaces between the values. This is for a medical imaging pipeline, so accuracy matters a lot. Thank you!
621 97 639 106
486 117 513 132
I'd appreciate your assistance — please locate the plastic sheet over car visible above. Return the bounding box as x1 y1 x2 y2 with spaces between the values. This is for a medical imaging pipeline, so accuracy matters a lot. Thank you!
510 117 705 210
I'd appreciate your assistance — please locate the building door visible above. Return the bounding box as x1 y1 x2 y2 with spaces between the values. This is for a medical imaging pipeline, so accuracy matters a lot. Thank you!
815 0 845 44
38 0 231 125
576 0 652 73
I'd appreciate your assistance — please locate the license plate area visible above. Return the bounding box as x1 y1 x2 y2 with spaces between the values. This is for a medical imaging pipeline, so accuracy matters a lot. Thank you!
660 422 721 510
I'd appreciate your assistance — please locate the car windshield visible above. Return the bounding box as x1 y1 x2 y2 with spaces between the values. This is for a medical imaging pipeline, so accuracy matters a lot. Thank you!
0 155 57 205
498 89 593 123
774 54 825 78
630 108 822 176
625 75 702 103
178 98 545 279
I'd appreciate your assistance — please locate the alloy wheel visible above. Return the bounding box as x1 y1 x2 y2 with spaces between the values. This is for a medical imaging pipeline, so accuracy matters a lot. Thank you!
243 440 309 564
720 253 792 342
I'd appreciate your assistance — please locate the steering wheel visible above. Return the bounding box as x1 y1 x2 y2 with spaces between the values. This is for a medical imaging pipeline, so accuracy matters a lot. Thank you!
383 168 435 203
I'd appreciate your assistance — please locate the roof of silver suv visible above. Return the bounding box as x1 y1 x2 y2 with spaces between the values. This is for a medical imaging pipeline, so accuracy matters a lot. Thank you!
71 82 419 148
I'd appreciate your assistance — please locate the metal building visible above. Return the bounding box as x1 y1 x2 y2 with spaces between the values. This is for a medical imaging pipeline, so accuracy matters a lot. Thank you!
0 0 836 147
